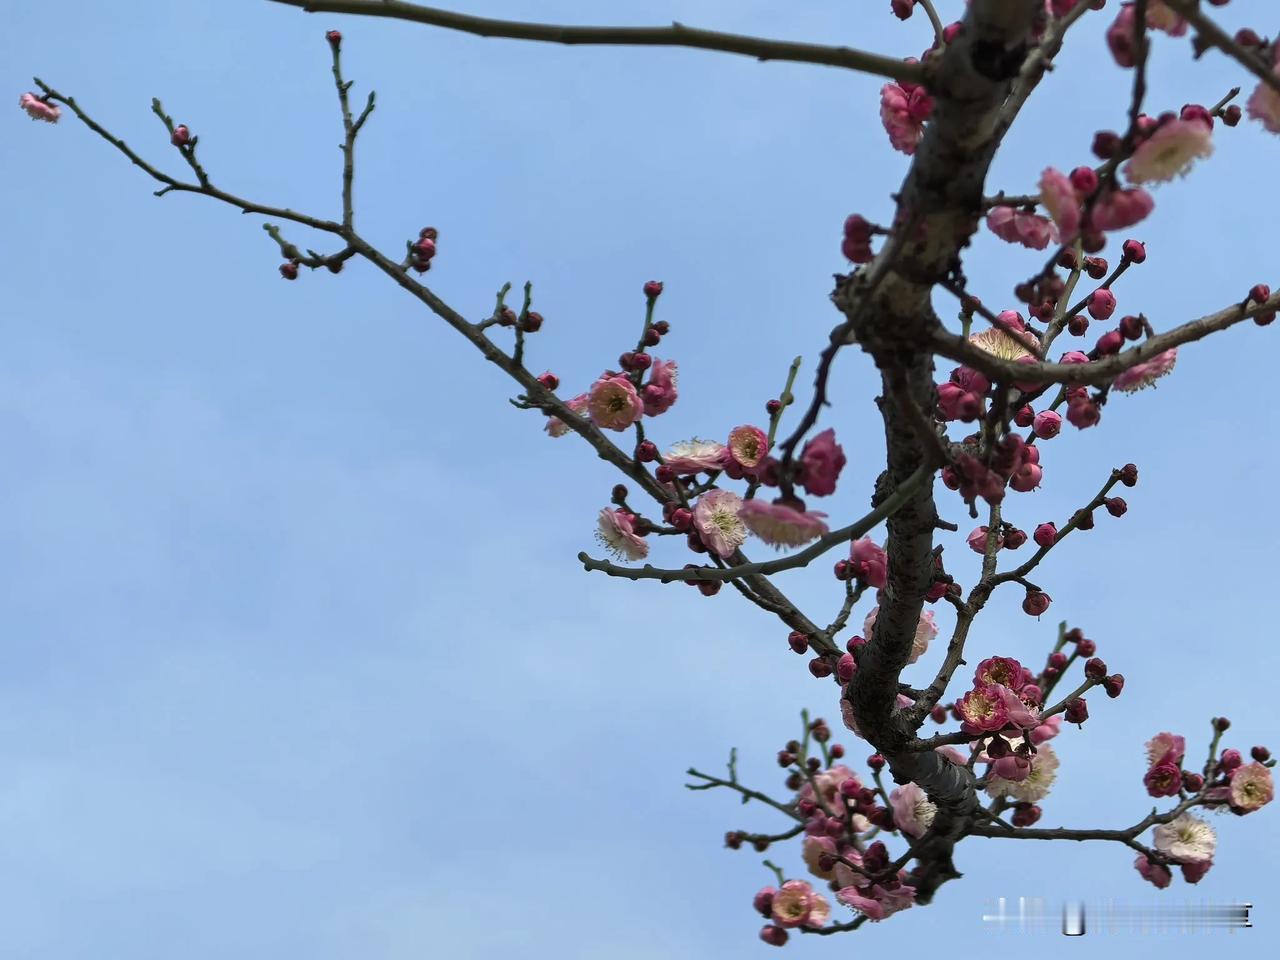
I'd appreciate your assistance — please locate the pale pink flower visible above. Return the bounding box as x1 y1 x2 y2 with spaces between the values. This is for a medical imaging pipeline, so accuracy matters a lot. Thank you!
771 879 821 928
19 92 60 123
986 205 1057 250
544 393 588 437
1090 187 1154 231
879 81 933 155
800 764 860 814
1145 732 1186 767
1125 119 1213 184
738 498 829 549
836 875 917 921
1145 1 1187 36
642 358 679 416
595 508 648 561
1134 853 1173 889
889 782 937 838
693 488 746 558
996 685 1040 729
1113 348 1177 392
989 754 1032 782
832 849 866 891
727 424 769 470
807 893 832 928
1038 167 1081 238
663 438 728 474
1153 813 1216 863
1029 715 1062 745
798 428 846 497
1246 55 1280 134
587 375 643 431
969 323 1037 362
1229 762 1274 812
987 743 1059 802
803 835 839 881
862 606 937 664
848 537 888 589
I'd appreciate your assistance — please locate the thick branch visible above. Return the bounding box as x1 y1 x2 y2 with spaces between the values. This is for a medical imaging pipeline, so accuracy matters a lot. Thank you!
265 0 925 82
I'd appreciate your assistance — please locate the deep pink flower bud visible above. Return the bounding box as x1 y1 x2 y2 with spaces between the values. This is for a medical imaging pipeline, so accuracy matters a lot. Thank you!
1105 497 1127 517
1235 28 1262 47
1180 102 1213 127
1012 803 1042 827
643 280 664 299
930 704 948 723
841 236 872 263
759 925 788 947
1032 410 1062 439
829 743 845 759
943 21 962 43
968 526 999 554
891 0 915 19
1084 256 1109 281
1087 289 1117 321
1004 528 1027 550
1220 748 1243 773
1106 5 1137 66
843 214 872 242
1223 104 1242 126
1084 657 1108 679
171 124 191 147
655 464 676 484
325 29 342 46
809 657 833 679
697 579 721 597
1067 315 1090 337
1181 860 1214 885
787 630 809 654
521 311 544 332
279 261 299 280
1118 314 1144 340
1249 283 1271 304
1214 716 1231 732
1023 590 1052 617
1014 404 1035 428
1121 239 1147 263
1092 130 1122 159
1067 166 1098 197
1066 395 1101 429
834 559 851 580
1119 463 1138 487
1095 329 1123 355
1103 673 1125 698
754 888 777 917
1135 855 1172 889
1252 746 1271 762
846 635 867 654
1145 760 1182 797
1033 522 1057 547
777 750 795 768
1049 652 1069 670
1182 771 1205 791
837 653 856 681
1065 698 1089 724
1009 462 1043 493
868 753 886 772
1077 638 1097 656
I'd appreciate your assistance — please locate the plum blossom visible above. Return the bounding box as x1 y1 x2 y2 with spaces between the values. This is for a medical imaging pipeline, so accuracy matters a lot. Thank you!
1029 715 1062 745
19 92 60 123
587 375 643 431
863 606 937 664
798 428 846 496
641 358 679 416
1112 348 1177 392
1038 166 1081 238
1145 1 1187 36
1246 47 1280 134
1144 760 1182 798
1134 853 1173 889
771 879 828 928
989 754 1032 782
1229 762 1275 812
727 424 769 470
889 782 937 838
738 498 829 549
663 438 728 474
836 874 917 921
848 537 888 589
986 743 1059 802
1146 732 1186 767
1090 187 1154 231
595 508 648 560
957 686 1009 734
987 205 1056 249
974 656 1028 690
970 323 1036 362
1125 119 1213 184
692 489 746 558
1153 813 1216 863
879 80 933 154
802 835 839 880
544 393 588 437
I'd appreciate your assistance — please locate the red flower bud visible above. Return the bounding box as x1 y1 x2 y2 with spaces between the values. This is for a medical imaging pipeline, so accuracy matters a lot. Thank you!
1084 657 1108 679
170 124 191 147
1121 239 1146 263
1103 673 1125 698
1023 590 1052 617
1065 698 1089 724
643 280 664 299
325 29 342 46
279 261 299 280
1033 522 1058 548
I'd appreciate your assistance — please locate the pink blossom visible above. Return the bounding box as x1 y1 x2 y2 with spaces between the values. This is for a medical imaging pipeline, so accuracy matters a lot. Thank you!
975 656 1027 689
986 743 1060 802
19 92 60 123
1181 859 1213 884
1134 854 1172 889
771 879 822 928
888 782 937 838
1125 118 1213 184
879 81 933 155
1038 167 1081 238
836 875 917 921
863 606 937 664
1246 48 1280 134
936 745 967 766
1146 732 1186 767
663 438 728 474
739 498 829 549
544 393 588 437
967 526 1002 554
848 537 888 589
1144 760 1183 798
957 686 1009 734
1154 813 1216 863
1229 762 1274 812
587 375 643 431
1090 187 1155 231
970 319 1038 362
641 358 679 416
1030 715 1062 745
1112 348 1177 392
798 428 846 497
727 424 769 470
987 205 1057 250
989 754 1032 782
995 684 1040 728
802 835 839 880
1145 1 1187 36
1033 410 1062 439
1106 4 1138 67
692 488 746 558
595 508 648 561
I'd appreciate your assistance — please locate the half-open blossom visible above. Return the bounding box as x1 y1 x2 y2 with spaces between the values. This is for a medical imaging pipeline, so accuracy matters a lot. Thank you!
19 92 60 123
849 538 888 589
595 507 648 560
739 498 829 549
987 743 1059 802
996 685 1041 728
1125 119 1213 184
693 489 746 558
836 875 917 921
587 375 643 431
1134 853 1173 889
1229 762 1275 812
1091 187 1155 231
1039 167 1081 238
727 424 769 470
544 393 589 438
663 438 728 474
958 686 1010 734
879 81 933 154
889 782 937 838
772 879 823 928
642 358 679 416
1146 732 1186 767
1113 348 1177 392
863 606 937 664
987 205 1056 250
799 428 846 497
1153 813 1216 863
1144 760 1183 798
803 836 839 880
1030 715 1062 745
1246 47 1280 134
1181 859 1213 884
989 754 1032 782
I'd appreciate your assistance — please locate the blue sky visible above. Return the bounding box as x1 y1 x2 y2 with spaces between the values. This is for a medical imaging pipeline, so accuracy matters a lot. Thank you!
2 1 1277 956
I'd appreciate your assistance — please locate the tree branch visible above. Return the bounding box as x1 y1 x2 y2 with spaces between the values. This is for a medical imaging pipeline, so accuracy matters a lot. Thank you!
1164 0 1280 98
